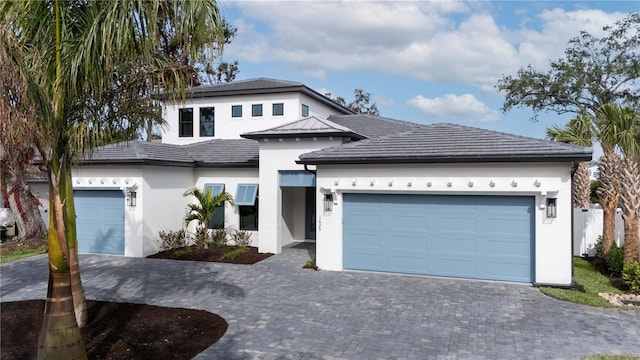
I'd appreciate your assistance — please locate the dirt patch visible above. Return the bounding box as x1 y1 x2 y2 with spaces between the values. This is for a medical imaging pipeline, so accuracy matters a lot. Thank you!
148 245 273 264
0 237 47 256
1 299 227 360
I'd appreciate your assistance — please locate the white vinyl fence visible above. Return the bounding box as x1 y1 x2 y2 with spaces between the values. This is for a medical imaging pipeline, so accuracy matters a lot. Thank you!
573 205 624 256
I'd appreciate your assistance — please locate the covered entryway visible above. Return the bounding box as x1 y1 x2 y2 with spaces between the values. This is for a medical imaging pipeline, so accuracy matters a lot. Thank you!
74 190 125 255
343 193 534 282
279 171 316 242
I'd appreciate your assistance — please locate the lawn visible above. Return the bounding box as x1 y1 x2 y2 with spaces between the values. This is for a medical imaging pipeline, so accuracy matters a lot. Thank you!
540 257 622 307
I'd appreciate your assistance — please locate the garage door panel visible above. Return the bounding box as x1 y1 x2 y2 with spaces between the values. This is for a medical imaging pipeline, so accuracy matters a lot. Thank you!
74 190 125 255
344 194 534 282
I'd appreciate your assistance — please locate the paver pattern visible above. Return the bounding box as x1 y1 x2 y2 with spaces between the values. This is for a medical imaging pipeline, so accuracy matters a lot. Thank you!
2 243 639 360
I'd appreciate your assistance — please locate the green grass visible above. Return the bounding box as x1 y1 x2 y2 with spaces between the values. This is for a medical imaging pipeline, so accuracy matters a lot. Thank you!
540 257 622 307
0 248 47 264
584 356 640 360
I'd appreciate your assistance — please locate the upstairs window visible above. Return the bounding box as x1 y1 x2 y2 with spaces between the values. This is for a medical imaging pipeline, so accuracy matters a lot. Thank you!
272 103 284 116
200 107 214 137
231 105 242 118
179 108 193 137
252 104 263 117
302 104 309 117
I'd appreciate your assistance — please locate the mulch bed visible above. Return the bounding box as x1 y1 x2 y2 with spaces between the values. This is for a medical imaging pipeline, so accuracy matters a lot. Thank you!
1 300 227 360
147 245 274 264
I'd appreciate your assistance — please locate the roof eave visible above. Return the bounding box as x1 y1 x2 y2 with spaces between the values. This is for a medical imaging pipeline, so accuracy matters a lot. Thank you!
78 159 196 167
297 153 593 165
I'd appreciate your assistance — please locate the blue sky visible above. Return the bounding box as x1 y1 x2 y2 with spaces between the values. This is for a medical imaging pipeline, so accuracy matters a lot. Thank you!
217 1 638 140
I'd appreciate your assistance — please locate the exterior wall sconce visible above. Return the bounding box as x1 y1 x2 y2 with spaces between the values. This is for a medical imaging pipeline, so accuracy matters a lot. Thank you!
546 198 557 218
324 193 333 211
127 191 137 207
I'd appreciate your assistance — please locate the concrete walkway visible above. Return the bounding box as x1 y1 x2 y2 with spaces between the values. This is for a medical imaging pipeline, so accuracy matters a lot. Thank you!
2 243 639 360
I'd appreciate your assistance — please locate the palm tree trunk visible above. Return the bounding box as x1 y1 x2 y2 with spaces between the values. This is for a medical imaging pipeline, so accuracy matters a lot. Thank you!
64 169 87 327
573 161 591 208
37 165 86 359
597 151 621 255
620 157 640 261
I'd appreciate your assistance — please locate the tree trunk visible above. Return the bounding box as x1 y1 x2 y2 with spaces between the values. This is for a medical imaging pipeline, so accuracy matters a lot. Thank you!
573 161 591 208
37 172 87 359
1 156 47 240
620 157 640 261
63 169 87 327
596 151 621 255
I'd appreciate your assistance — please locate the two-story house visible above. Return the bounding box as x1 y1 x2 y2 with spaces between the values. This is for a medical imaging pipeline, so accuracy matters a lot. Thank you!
48 77 591 286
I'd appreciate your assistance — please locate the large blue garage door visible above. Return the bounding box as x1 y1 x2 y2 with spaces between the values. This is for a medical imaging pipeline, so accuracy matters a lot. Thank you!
343 194 534 282
74 190 125 255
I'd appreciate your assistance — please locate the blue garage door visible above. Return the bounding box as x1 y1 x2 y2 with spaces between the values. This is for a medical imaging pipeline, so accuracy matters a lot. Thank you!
74 190 125 255
343 194 534 282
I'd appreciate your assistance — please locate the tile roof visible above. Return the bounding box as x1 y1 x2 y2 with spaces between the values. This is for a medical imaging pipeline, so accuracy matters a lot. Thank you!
298 123 593 164
328 114 422 139
184 139 258 167
80 141 193 166
187 78 303 95
241 116 366 140
79 139 258 167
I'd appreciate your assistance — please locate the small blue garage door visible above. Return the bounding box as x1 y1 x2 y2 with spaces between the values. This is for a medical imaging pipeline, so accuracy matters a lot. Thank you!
343 194 534 282
74 190 125 255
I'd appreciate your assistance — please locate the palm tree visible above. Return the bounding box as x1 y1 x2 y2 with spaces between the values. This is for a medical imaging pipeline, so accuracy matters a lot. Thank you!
597 103 640 261
183 187 234 249
546 113 594 208
1 1 225 358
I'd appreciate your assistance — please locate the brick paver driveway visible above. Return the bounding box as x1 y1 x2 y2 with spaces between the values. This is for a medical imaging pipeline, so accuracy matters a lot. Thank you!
2 243 639 360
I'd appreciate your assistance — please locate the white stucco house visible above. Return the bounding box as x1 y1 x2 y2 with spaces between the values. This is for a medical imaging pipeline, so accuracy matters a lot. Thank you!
34 78 592 286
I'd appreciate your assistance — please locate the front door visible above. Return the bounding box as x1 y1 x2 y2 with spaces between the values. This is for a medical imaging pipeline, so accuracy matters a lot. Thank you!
305 187 316 240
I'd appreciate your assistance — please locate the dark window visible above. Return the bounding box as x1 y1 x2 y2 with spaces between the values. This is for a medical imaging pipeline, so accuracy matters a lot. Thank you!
179 108 193 137
252 104 263 117
204 184 225 229
240 197 258 231
302 104 309 117
272 103 284 116
200 107 214 137
231 105 242 118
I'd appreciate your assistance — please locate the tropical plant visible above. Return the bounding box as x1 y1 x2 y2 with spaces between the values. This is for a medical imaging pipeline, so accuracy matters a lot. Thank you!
183 187 234 250
597 103 640 261
0 1 226 358
546 113 594 208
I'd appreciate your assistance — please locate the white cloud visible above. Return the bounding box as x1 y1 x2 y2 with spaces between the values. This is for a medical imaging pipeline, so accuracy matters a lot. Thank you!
407 94 500 123
225 2 630 92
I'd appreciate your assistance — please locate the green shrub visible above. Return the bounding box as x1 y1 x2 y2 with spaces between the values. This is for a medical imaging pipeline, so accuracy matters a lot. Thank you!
594 235 604 259
623 260 640 293
219 246 248 260
606 243 624 277
212 228 227 247
158 229 186 250
231 229 252 248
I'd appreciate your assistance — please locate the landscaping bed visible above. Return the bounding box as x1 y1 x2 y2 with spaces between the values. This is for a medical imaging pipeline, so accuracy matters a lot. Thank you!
1 299 227 360
147 245 273 264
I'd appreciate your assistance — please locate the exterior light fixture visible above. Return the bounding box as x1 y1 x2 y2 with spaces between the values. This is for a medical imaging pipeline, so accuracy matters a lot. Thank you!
127 191 137 207
546 198 557 218
324 193 333 212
